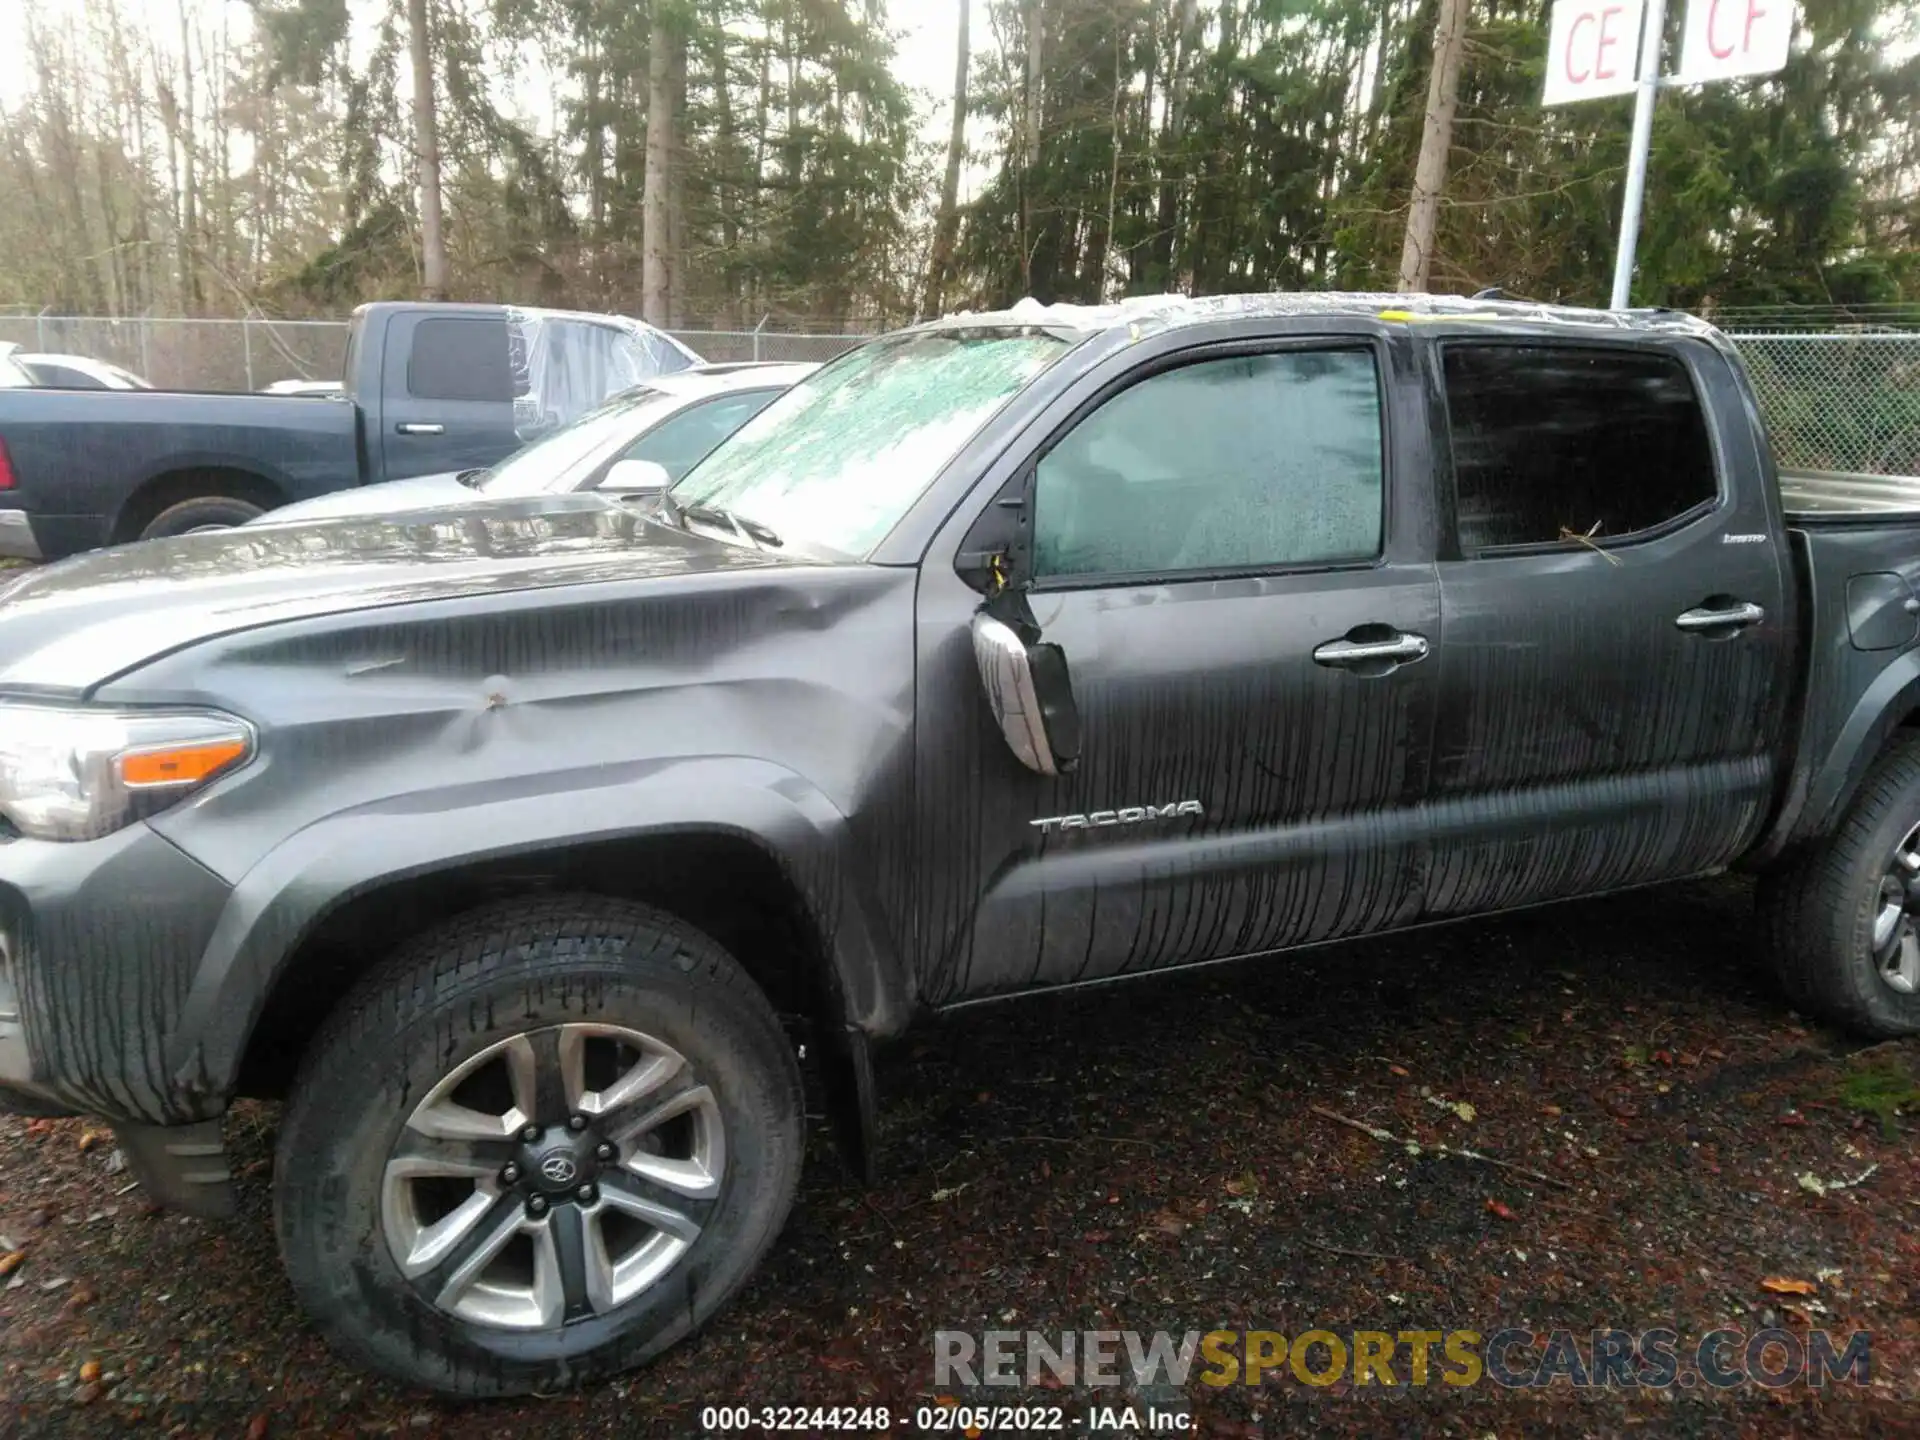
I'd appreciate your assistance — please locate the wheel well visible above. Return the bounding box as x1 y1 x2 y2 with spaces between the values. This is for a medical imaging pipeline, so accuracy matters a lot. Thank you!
113 466 285 543
233 832 833 1101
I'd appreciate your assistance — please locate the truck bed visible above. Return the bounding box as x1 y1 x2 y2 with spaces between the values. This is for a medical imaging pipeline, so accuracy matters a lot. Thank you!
1780 469 1920 520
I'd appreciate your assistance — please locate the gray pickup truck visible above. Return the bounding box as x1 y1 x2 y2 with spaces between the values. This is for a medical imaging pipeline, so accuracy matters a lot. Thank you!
0 293 1918 1397
0 302 697 559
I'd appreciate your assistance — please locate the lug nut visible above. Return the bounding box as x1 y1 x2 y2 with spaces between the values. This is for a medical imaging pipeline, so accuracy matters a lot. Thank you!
567 1113 589 1132
501 1162 521 1185
521 1124 541 1143
594 1141 616 1162
576 1183 598 1205
527 1194 549 1217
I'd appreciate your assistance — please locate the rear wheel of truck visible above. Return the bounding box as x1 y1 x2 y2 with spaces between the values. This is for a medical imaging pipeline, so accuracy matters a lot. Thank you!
274 895 805 1397
140 495 265 538
1760 736 1920 1038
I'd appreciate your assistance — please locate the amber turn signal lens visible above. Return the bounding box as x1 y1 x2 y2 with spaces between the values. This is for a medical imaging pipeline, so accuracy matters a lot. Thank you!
117 737 249 788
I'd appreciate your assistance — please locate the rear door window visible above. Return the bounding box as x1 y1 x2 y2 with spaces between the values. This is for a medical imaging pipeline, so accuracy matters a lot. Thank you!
1440 345 1718 553
407 318 514 403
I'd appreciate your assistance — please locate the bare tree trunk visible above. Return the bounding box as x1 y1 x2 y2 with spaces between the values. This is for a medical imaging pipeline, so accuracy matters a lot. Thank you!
923 0 971 317
177 0 202 313
584 37 606 234
1024 0 1043 170
1397 0 1470 293
407 0 448 299
1018 0 1043 290
668 32 687 328
642 6 675 327
709 22 741 324
1149 0 1200 289
1099 15 1124 301
751 34 771 316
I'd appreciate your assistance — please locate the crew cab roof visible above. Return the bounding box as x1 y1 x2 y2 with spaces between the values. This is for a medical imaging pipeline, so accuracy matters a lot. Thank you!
919 291 1724 343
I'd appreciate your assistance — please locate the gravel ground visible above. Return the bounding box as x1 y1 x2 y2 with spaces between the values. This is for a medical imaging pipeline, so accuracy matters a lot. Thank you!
2 876 1916 1439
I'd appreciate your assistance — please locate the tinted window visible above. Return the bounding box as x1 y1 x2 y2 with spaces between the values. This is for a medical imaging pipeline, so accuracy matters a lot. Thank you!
1033 349 1384 579
407 318 513 402
1442 345 1717 552
624 391 780 482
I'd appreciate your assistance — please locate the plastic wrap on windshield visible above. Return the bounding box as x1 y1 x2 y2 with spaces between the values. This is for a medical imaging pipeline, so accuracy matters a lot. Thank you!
505 306 702 441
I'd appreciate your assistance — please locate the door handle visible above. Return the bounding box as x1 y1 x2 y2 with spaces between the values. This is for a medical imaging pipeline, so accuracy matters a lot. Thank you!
1674 601 1764 633
1312 632 1431 670
396 422 446 436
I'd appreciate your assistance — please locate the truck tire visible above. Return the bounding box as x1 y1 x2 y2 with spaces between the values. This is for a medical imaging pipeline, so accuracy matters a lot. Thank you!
140 495 265 539
274 895 805 1397
1760 736 1920 1038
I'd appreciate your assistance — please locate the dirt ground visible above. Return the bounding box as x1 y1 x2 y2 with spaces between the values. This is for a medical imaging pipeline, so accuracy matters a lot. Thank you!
2 876 1917 1439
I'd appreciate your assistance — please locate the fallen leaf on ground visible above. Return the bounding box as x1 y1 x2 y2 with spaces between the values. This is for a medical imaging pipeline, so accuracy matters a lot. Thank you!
1760 1276 1817 1295
0 1251 25 1278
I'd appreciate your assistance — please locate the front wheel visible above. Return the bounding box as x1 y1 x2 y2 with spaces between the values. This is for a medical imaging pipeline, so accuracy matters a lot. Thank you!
274 896 805 1397
1760 736 1920 1038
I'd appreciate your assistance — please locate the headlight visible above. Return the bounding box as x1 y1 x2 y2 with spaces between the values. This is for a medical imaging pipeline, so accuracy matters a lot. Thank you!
0 704 255 842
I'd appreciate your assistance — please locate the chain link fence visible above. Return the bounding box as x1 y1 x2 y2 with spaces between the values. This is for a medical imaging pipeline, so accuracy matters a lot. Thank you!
0 312 1914 476
1721 332 1920 476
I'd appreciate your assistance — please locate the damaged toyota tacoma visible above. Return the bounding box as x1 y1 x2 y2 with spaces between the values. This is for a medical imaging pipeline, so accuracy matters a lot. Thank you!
3 293 1920 1396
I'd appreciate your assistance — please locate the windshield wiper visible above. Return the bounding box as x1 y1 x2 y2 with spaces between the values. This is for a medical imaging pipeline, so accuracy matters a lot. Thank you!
681 501 782 550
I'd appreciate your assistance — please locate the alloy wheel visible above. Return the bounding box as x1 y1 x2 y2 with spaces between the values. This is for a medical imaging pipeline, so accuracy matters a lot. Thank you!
381 1023 725 1330
1870 822 1920 995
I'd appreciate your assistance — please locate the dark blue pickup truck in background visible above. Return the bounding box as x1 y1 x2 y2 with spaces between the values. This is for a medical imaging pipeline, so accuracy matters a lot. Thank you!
0 301 698 559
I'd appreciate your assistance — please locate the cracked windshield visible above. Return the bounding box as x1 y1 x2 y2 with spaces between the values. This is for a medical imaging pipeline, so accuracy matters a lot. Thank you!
667 329 1070 555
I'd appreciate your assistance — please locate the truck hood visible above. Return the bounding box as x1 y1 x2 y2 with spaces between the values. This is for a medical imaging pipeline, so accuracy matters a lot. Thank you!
0 494 806 694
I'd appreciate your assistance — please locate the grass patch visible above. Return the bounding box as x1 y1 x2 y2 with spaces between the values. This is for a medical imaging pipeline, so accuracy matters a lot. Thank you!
1838 1052 1920 1139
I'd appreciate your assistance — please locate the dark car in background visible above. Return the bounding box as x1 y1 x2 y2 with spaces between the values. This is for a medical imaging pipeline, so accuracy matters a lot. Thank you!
0 302 700 558
250 362 815 526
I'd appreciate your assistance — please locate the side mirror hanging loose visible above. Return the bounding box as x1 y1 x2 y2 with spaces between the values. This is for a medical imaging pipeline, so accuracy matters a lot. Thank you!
970 610 1082 776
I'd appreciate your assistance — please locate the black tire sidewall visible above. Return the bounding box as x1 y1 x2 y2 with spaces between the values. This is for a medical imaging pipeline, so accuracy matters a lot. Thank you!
275 904 803 1396
141 496 265 539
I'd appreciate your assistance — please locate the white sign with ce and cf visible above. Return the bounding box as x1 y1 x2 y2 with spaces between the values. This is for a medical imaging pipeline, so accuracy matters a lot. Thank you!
1542 0 1795 106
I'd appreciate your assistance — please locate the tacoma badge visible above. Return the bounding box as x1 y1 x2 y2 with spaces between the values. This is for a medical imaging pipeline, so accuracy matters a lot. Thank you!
1030 801 1204 834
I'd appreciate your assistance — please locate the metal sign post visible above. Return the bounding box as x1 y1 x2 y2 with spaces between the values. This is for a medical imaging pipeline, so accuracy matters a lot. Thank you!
1609 0 1670 309
1544 0 1795 308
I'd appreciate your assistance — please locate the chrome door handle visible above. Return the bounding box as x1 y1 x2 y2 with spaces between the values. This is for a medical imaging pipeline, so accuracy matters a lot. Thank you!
396 422 446 436
1674 601 1764 633
1312 633 1431 668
